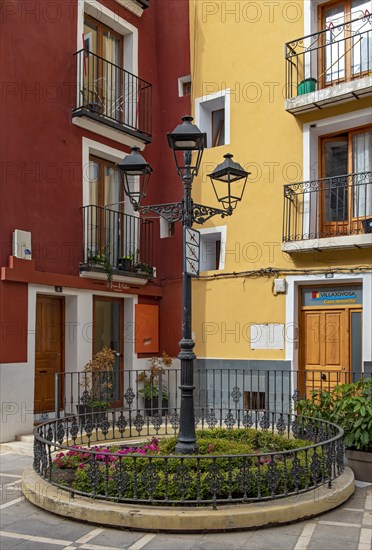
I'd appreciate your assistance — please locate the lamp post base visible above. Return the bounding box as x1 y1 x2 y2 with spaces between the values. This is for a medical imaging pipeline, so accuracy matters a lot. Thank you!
175 336 198 455
175 438 198 455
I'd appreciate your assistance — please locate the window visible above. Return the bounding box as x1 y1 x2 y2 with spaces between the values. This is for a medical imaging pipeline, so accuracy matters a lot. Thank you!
212 109 225 147
74 4 151 142
244 391 266 411
85 157 125 266
320 125 372 235
178 75 192 97
195 90 230 148
83 16 124 120
160 217 175 238
319 0 371 85
199 226 226 271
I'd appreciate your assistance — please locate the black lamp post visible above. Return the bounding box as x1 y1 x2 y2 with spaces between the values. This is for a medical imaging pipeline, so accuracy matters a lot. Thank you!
118 116 249 454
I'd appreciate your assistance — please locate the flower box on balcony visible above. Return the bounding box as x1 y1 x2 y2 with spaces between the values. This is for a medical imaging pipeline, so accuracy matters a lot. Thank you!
135 263 154 277
297 78 317 95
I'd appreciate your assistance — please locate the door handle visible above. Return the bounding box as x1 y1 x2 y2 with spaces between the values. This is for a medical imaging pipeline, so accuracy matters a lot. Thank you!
39 370 48 374
321 373 327 381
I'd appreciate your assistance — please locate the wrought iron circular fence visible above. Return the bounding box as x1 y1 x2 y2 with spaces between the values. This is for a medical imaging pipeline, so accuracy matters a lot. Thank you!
33 410 344 508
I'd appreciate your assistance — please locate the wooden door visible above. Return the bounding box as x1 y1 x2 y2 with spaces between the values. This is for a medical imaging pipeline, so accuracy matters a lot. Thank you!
34 296 64 413
301 308 349 396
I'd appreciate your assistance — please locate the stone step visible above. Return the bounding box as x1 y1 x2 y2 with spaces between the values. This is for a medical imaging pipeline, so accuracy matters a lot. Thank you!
15 434 34 443
0 440 33 456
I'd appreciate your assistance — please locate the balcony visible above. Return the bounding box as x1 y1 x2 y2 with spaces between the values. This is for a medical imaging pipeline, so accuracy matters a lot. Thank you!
73 50 152 143
285 15 372 114
282 172 372 252
80 205 154 284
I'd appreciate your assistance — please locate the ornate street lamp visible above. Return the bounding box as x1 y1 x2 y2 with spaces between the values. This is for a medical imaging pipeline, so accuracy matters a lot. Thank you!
208 153 250 212
118 116 249 454
167 115 207 176
117 146 153 210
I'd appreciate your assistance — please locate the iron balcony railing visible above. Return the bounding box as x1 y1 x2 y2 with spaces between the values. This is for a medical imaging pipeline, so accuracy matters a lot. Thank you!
283 171 372 242
81 205 154 274
73 49 152 139
285 14 372 99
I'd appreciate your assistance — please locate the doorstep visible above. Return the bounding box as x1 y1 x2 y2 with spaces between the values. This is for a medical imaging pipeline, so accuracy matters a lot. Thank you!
0 434 34 456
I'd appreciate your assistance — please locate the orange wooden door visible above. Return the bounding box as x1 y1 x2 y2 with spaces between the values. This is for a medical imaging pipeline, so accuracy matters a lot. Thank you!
301 309 349 396
34 296 64 413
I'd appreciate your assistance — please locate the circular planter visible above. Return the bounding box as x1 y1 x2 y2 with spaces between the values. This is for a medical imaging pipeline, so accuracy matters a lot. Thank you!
22 466 355 532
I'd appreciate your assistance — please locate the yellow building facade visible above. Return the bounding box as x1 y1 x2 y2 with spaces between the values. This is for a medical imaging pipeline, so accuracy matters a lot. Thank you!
190 0 372 402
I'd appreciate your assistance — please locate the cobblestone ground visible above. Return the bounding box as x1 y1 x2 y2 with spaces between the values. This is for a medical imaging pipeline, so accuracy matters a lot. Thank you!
1 452 371 550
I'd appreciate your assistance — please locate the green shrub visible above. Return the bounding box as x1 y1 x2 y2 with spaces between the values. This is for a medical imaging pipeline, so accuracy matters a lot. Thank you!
62 428 322 501
297 378 372 451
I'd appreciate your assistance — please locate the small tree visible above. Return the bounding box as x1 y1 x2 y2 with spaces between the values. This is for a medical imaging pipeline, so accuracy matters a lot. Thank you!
137 352 174 400
81 347 115 408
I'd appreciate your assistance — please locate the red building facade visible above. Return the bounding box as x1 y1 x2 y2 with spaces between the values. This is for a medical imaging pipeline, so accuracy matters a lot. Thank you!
0 0 189 441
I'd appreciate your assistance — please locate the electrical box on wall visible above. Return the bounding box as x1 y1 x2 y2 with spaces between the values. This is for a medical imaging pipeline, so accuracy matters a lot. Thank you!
13 230 32 260
274 278 286 294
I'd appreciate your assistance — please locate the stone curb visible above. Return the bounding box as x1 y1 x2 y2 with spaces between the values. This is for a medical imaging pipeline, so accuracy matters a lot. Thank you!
22 467 355 532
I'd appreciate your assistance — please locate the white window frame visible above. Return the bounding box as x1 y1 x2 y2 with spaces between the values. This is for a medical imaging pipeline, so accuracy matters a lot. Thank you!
296 108 372 248
178 75 192 97
195 90 230 148
198 226 227 272
77 0 138 75
82 137 138 218
74 2 144 147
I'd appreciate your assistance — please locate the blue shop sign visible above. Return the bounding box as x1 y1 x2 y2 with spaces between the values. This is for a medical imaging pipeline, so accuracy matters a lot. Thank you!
302 286 363 307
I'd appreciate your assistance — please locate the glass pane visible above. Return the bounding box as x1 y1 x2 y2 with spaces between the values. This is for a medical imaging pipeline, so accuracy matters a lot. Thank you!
83 21 100 107
104 166 121 209
351 0 372 75
84 20 98 54
353 130 372 217
104 166 121 265
351 311 362 379
87 161 100 257
323 5 345 82
94 300 121 403
212 109 225 147
88 161 100 205
102 33 122 119
324 139 348 222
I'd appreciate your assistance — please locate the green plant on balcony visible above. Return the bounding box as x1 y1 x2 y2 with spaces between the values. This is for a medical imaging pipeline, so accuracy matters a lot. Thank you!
117 253 135 272
135 261 154 277
86 247 113 283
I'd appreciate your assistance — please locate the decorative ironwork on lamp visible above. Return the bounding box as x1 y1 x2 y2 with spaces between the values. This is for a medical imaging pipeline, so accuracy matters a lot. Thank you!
208 153 250 212
117 146 153 210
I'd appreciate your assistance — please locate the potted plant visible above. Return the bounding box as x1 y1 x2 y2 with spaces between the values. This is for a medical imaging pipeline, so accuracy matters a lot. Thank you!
137 352 174 415
297 378 372 481
117 254 135 272
78 347 115 423
297 77 317 96
85 247 113 283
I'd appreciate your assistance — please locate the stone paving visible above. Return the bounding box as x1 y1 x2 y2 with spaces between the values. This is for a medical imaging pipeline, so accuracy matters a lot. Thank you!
0 451 371 550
